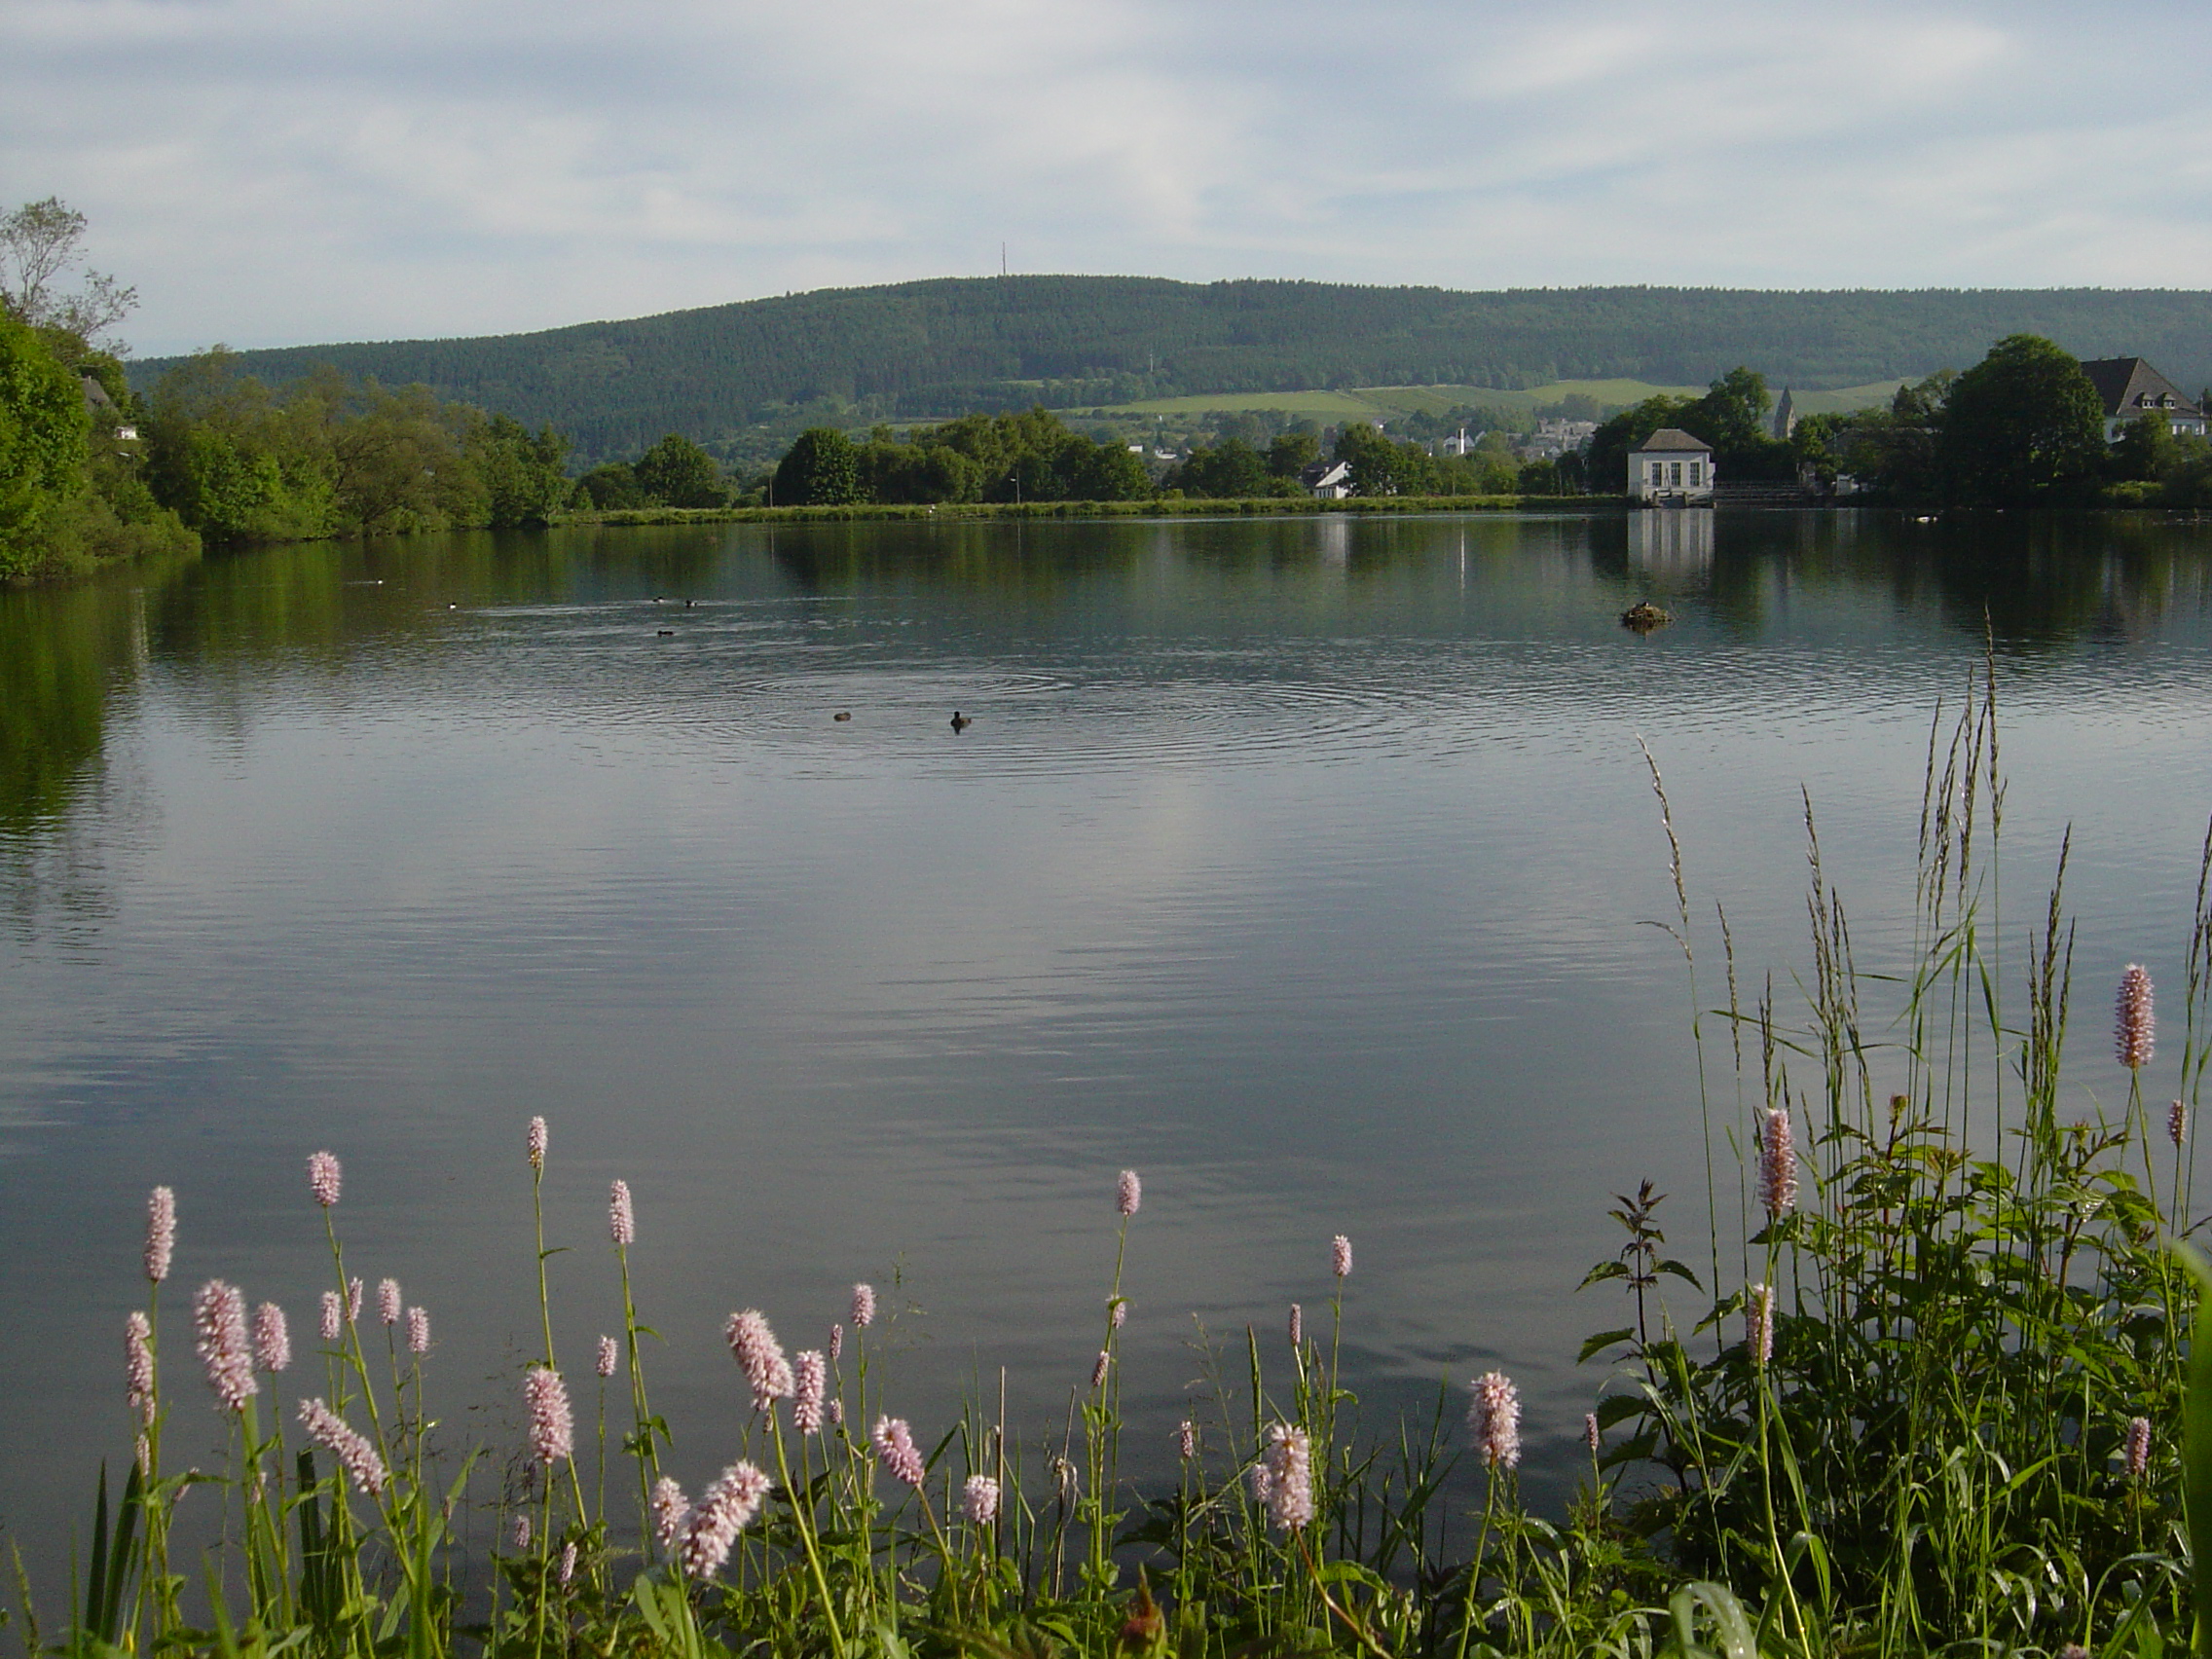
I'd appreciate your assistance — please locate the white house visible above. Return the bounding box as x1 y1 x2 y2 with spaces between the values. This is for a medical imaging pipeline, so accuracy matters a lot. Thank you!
1301 459 1353 498
2081 358 2209 443
1629 428 1714 503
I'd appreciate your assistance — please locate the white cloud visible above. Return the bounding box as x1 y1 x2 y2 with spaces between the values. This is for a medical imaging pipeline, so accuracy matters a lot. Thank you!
4 0 2210 352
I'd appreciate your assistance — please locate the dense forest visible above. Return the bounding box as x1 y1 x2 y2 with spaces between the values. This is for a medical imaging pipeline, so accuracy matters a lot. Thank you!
129 279 2212 469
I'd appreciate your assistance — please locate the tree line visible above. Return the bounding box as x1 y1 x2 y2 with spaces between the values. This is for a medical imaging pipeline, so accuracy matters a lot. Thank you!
1590 337 2212 506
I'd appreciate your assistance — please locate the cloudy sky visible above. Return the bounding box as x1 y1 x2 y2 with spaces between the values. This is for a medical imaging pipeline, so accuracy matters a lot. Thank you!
6 0 2210 355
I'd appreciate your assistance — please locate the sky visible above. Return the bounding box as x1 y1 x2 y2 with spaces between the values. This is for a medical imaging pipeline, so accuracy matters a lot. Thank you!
6 0 2212 356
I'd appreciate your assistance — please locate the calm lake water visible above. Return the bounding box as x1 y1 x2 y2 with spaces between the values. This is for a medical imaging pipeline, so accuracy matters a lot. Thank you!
4 508 2211 1577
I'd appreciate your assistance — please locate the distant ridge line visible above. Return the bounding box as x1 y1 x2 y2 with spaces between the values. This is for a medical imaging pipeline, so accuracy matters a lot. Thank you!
129 276 2212 467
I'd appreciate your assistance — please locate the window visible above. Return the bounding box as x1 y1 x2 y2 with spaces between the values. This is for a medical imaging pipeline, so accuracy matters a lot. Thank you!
1689 461 1703 486
1670 461 1682 487
1650 461 1663 486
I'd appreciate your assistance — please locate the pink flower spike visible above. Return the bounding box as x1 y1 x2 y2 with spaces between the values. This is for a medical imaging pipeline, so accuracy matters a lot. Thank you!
597 1336 618 1379
319 1292 342 1343
298 1397 387 1496
2118 965 2156 1070
527 1116 548 1173
513 1513 532 1551
1468 1371 1521 1470
1263 1423 1313 1531
828 1397 845 1427
1748 1283 1774 1366
829 1323 844 1362
963 1474 1000 1525
1288 1303 1303 1348
678 1462 771 1580
793 1350 826 1436
144 1187 175 1284
1332 1235 1352 1279
723 1309 794 1413
308 1152 342 1208
1176 1419 1197 1460
253 1302 291 1373
650 1477 690 1552
851 1283 875 1328
608 1179 635 1247
2127 1415 2152 1478
194 1280 257 1413
1090 1349 1111 1389
524 1366 574 1465
346 1277 363 1324
1758 1109 1799 1221
1584 1413 1601 1454
558 1542 576 1587
407 1307 430 1356
126 1311 155 1426
2172 1099 2189 1149
871 1416 926 1487
1117 1169 1141 1218
378 1278 401 1327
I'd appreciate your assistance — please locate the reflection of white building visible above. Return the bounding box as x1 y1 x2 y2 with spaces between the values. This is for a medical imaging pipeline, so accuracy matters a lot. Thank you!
1630 505 1714 571
1629 428 1714 503
1313 515 1351 569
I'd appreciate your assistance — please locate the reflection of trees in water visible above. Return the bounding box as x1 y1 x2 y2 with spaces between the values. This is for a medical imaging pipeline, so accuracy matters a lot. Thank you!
1682 510 2212 649
0 576 155 937
0 581 137 833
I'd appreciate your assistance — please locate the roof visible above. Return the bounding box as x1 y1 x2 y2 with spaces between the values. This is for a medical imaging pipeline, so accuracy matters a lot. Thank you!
2080 357 2201 420
80 374 115 409
1300 460 1351 486
1632 427 1712 454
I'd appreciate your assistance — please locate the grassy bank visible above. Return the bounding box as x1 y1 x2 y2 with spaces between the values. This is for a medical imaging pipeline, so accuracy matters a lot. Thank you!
18 680 2211 1658
588 495 1621 528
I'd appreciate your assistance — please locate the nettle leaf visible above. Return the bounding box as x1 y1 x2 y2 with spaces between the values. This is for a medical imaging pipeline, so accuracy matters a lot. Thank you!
1579 1329 1636 1364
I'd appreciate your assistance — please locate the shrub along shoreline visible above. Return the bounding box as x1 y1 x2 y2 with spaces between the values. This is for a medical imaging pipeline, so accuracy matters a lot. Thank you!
583 494 1609 527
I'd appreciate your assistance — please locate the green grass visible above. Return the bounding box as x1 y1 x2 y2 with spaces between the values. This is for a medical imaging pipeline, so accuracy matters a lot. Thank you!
1065 379 1908 424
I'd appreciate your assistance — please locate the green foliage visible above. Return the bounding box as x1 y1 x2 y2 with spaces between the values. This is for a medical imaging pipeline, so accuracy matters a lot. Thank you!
136 351 577 545
633 432 726 508
1936 333 2108 504
776 409 1151 505
469 415 571 527
129 278 2212 470
0 313 89 578
774 426 863 505
1162 438 1299 499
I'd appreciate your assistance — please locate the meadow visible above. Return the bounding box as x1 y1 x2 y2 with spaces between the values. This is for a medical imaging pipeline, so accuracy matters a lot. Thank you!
20 675 2211 1659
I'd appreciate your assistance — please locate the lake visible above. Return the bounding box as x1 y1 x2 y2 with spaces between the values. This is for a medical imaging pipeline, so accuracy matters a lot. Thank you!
3 507 2209 1579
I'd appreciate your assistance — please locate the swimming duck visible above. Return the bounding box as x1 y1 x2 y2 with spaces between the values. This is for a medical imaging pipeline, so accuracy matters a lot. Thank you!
1620 601 1672 634
833 711 852 722
950 711 973 732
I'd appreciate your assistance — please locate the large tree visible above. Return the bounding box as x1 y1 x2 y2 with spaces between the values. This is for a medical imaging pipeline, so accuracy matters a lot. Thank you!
1936 334 2106 504
633 432 726 507
0 198 137 349
774 427 863 505
0 314 90 576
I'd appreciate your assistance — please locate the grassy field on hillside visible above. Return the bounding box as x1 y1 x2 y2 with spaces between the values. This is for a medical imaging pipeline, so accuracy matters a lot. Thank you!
1070 378 1907 424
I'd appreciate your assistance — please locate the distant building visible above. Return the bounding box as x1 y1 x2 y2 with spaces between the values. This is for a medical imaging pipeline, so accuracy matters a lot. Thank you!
1441 428 1479 457
1301 459 1353 498
1771 388 1797 441
1520 419 1597 461
1629 428 1714 503
79 374 136 441
2081 357 2208 442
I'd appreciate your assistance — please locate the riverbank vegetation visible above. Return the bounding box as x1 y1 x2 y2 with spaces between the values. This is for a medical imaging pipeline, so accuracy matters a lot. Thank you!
20 682 2212 1656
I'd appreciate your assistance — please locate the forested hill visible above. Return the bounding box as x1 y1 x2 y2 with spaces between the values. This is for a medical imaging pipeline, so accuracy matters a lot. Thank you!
129 277 2212 464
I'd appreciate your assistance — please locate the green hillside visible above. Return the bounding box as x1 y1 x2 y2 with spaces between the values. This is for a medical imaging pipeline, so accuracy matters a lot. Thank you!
1084 378 1907 424
129 276 2212 467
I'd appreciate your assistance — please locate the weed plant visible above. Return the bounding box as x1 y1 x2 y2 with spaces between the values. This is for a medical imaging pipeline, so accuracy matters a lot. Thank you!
16 669 2210 1657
